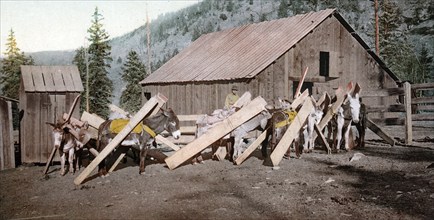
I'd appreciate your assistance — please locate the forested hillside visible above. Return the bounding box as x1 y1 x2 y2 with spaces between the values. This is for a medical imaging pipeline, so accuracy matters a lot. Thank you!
28 0 434 103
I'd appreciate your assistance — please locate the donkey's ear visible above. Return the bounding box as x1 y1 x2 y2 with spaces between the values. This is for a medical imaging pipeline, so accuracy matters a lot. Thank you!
46 122 55 127
161 108 170 116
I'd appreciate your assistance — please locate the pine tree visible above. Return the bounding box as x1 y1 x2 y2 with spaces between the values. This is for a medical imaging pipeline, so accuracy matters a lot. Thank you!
378 0 413 80
119 50 147 114
0 29 34 100
86 7 113 118
72 46 87 113
278 0 289 18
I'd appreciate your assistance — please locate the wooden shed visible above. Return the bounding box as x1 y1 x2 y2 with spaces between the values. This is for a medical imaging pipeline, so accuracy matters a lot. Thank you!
19 65 83 164
140 9 399 115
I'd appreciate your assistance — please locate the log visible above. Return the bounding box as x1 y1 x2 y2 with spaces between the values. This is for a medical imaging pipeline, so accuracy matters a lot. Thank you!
165 96 268 170
74 93 167 185
235 130 267 165
270 98 314 167
366 118 395 146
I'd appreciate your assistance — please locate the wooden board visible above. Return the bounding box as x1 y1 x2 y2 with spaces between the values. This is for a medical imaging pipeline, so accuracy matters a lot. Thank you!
32 66 46 92
20 66 35 92
41 66 56 92
74 93 167 185
235 130 267 165
155 135 180 151
81 111 105 129
366 118 395 146
165 96 268 170
68 66 84 92
270 98 313 167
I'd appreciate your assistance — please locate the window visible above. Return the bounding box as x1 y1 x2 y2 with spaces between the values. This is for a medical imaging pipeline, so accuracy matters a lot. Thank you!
293 81 313 96
319 51 329 77
143 92 151 101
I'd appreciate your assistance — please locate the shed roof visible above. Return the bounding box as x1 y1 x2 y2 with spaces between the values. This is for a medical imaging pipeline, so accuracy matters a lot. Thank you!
141 9 398 85
21 65 84 92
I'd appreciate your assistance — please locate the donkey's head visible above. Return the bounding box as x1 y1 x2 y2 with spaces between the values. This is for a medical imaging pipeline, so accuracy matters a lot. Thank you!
46 120 67 148
162 108 181 140
345 93 361 123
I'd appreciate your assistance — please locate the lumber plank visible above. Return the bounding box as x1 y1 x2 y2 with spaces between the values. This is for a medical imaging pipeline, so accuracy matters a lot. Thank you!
366 118 395 146
21 66 35 92
74 93 167 185
233 91 252 108
109 104 129 116
314 124 331 154
270 99 313 167
63 113 86 127
291 89 309 110
155 135 180 151
214 147 227 161
81 111 105 129
165 96 267 170
177 115 202 122
235 130 267 165
109 98 167 173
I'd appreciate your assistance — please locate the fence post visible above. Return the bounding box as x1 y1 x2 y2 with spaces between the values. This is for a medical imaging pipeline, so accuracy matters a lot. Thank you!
404 82 413 145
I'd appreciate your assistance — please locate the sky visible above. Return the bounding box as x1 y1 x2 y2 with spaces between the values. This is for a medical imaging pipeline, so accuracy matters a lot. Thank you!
0 0 199 54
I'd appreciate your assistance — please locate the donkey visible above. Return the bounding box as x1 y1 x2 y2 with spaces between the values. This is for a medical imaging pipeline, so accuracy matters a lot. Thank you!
47 120 91 175
231 110 271 162
97 108 180 175
301 100 325 153
330 93 362 152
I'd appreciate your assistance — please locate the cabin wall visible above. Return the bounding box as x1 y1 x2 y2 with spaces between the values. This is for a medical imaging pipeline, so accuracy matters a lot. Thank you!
19 91 81 164
142 16 398 115
288 16 397 106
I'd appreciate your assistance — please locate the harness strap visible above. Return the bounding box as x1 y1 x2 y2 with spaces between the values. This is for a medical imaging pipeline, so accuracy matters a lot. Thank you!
143 125 156 138
275 110 297 128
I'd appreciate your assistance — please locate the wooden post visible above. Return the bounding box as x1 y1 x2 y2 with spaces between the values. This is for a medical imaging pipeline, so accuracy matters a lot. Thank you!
74 93 167 185
165 96 268 170
235 130 267 165
404 82 413 145
270 98 314 167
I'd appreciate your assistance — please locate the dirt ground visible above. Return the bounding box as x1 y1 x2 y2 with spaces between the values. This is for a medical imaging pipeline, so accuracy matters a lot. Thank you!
1 125 434 220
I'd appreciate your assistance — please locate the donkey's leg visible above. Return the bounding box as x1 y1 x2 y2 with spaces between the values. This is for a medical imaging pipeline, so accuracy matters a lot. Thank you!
68 148 75 174
60 152 66 176
344 124 352 151
139 144 149 175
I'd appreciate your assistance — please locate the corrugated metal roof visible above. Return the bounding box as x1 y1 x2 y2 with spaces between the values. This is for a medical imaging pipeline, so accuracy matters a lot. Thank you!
21 65 84 92
141 8 398 85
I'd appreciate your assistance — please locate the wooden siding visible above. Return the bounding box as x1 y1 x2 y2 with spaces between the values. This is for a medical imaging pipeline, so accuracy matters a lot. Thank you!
142 15 397 115
19 66 83 164
0 99 15 170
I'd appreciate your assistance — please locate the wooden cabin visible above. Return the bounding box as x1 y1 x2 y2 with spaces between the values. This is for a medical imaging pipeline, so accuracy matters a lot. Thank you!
20 65 83 164
140 9 399 115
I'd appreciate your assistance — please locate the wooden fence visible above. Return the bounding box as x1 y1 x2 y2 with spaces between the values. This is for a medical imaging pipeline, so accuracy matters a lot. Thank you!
362 82 434 145
0 97 16 170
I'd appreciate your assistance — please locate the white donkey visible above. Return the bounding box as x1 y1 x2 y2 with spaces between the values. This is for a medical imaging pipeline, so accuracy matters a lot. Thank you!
301 99 325 153
47 120 91 175
332 93 361 151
